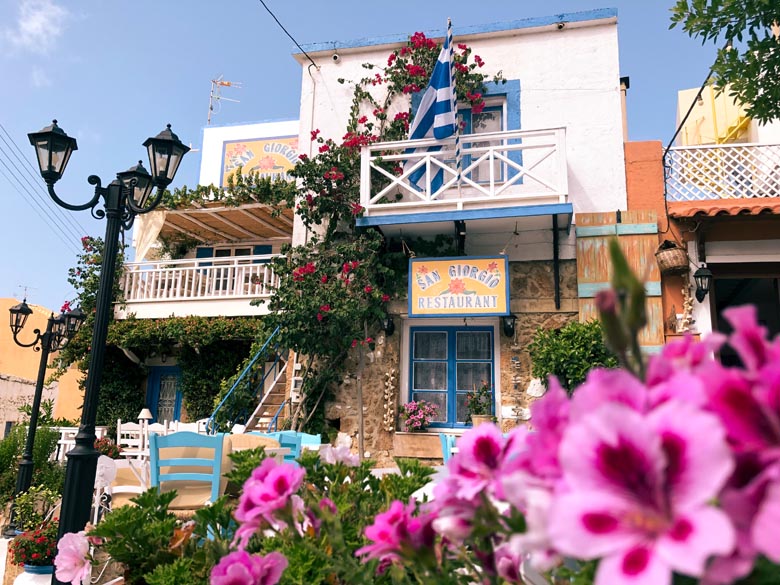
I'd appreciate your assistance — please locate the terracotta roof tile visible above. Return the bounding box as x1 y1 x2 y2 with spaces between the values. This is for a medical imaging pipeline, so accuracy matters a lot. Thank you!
668 197 780 218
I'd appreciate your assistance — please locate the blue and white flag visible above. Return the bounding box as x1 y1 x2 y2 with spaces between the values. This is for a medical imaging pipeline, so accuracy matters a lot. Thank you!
405 20 458 193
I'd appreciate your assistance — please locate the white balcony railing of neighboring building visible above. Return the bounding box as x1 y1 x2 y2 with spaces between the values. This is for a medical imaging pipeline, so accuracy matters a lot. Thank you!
359 127 568 215
121 255 280 305
665 143 780 202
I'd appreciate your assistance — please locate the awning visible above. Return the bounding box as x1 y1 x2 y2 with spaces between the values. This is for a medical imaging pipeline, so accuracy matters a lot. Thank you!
157 202 294 243
668 197 780 219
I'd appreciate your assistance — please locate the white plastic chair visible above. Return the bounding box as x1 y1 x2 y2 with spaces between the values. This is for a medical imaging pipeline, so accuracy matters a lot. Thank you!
117 419 145 458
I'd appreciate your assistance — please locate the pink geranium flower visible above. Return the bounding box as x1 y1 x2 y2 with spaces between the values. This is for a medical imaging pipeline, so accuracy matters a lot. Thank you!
210 550 288 585
54 531 92 585
549 401 735 585
355 499 437 571
319 444 360 467
234 459 306 548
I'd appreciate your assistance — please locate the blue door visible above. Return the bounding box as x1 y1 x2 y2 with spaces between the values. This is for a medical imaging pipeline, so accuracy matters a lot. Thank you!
409 326 494 428
146 366 183 423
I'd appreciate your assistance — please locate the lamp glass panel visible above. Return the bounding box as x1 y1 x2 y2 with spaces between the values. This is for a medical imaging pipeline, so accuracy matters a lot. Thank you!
34 139 50 174
165 146 185 181
153 145 171 180
49 135 73 175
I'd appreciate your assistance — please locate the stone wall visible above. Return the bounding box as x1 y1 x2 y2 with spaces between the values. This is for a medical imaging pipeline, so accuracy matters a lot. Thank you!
323 259 578 465
498 260 578 432
324 329 401 467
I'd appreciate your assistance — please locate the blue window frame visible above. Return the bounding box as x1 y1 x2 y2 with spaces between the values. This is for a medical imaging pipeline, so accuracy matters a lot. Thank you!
411 79 521 183
409 326 494 427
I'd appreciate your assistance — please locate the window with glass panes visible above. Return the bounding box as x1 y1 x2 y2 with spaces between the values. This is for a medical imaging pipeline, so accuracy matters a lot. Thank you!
410 326 494 427
459 102 505 183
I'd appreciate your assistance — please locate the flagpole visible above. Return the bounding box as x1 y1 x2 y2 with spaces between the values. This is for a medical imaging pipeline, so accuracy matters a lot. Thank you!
449 18 462 198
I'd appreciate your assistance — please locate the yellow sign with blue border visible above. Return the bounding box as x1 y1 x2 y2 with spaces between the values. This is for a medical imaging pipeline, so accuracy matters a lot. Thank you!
408 256 510 317
221 136 298 186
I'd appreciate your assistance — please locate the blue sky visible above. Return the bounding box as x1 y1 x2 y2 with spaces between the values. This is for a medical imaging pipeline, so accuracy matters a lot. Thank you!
0 0 717 312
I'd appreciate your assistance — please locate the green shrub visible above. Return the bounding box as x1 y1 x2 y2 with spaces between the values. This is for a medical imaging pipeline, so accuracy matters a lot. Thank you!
528 320 618 395
0 425 64 506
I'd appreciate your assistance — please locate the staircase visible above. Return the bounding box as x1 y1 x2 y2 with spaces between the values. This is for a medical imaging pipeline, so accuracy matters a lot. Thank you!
718 115 750 144
207 326 293 433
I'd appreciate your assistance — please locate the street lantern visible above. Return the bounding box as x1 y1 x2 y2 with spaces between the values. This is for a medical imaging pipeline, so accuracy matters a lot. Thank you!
4 301 84 537
9 299 33 336
27 120 78 184
27 120 188 569
117 161 155 208
693 265 713 303
63 306 86 338
142 124 190 187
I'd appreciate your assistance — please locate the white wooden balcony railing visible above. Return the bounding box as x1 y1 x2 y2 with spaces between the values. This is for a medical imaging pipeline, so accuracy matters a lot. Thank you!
359 127 568 215
121 255 280 304
665 143 780 202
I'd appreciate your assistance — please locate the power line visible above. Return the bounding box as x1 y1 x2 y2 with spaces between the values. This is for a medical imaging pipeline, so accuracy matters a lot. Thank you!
256 0 319 70
0 122 90 238
0 139 85 243
0 153 81 254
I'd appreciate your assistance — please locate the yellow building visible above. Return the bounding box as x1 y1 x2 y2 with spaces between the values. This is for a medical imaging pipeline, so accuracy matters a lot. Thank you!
0 298 84 432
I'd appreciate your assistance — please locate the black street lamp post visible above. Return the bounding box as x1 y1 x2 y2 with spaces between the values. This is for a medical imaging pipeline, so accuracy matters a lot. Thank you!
3 301 84 536
27 121 188 580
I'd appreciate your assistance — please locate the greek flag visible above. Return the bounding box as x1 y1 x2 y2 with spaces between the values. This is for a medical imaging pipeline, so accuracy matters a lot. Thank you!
405 21 458 193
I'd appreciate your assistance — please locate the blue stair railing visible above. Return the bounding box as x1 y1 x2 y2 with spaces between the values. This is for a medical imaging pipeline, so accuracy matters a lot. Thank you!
206 325 282 434
268 401 288 432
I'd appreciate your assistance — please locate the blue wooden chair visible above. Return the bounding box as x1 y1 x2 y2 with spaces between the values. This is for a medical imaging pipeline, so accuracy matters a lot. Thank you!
439 433 457 463
149 431 228 511
295 432 322 451
276 432 302 463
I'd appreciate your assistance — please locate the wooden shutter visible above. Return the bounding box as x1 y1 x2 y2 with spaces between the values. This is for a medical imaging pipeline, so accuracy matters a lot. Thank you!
575 210 664 352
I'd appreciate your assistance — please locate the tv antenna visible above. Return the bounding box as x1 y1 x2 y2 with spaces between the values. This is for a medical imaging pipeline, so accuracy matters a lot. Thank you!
207 75 242 125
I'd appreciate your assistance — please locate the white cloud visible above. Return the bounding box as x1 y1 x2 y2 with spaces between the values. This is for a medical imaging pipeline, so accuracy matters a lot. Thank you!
4 0 70 54
30 66 51 87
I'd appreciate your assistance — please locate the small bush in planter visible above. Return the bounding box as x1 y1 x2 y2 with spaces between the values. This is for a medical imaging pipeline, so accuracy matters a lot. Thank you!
399 400 438 432
10 520 58 566
13 485 59 533
528 319 618 395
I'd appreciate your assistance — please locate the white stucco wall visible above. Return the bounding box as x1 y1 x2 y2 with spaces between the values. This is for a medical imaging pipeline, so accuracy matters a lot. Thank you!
198 120 300 187
294 15 627 223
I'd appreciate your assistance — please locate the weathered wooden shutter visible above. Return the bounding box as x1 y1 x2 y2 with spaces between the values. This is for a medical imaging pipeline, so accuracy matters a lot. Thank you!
575 210 664 353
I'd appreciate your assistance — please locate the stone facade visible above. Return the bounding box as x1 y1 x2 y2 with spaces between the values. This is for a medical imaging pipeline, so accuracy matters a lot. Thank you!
324 259 578 465
499 259 578 432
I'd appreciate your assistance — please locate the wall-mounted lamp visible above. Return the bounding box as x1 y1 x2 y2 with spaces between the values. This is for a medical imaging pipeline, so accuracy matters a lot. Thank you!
500 314 517 338
693 265 713 303
382 314 395 337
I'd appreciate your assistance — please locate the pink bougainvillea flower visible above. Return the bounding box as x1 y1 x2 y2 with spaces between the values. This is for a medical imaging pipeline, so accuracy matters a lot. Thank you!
234 459 306 548
210 550 288 585
549 401 735 585
54 531 92 585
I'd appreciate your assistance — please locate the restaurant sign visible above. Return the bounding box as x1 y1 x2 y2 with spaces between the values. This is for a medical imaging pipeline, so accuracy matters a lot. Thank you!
221 136 299 186
408 256 510 317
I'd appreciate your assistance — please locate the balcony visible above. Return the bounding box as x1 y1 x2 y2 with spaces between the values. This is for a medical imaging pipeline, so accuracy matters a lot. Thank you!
357 127 571 237
665 143 780 204
115 254 280 319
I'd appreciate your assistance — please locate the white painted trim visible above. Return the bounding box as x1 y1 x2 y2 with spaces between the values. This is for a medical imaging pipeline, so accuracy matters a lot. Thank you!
706 239 780 263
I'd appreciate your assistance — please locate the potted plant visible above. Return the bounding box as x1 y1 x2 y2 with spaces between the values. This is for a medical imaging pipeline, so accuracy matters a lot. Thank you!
466 382 494 426
94 436 122 459
13 485 59 533
399 399 438 432
10 519 59 582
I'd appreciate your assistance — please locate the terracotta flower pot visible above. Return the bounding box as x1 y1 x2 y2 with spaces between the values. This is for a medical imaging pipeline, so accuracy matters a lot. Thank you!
470 414 494 426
